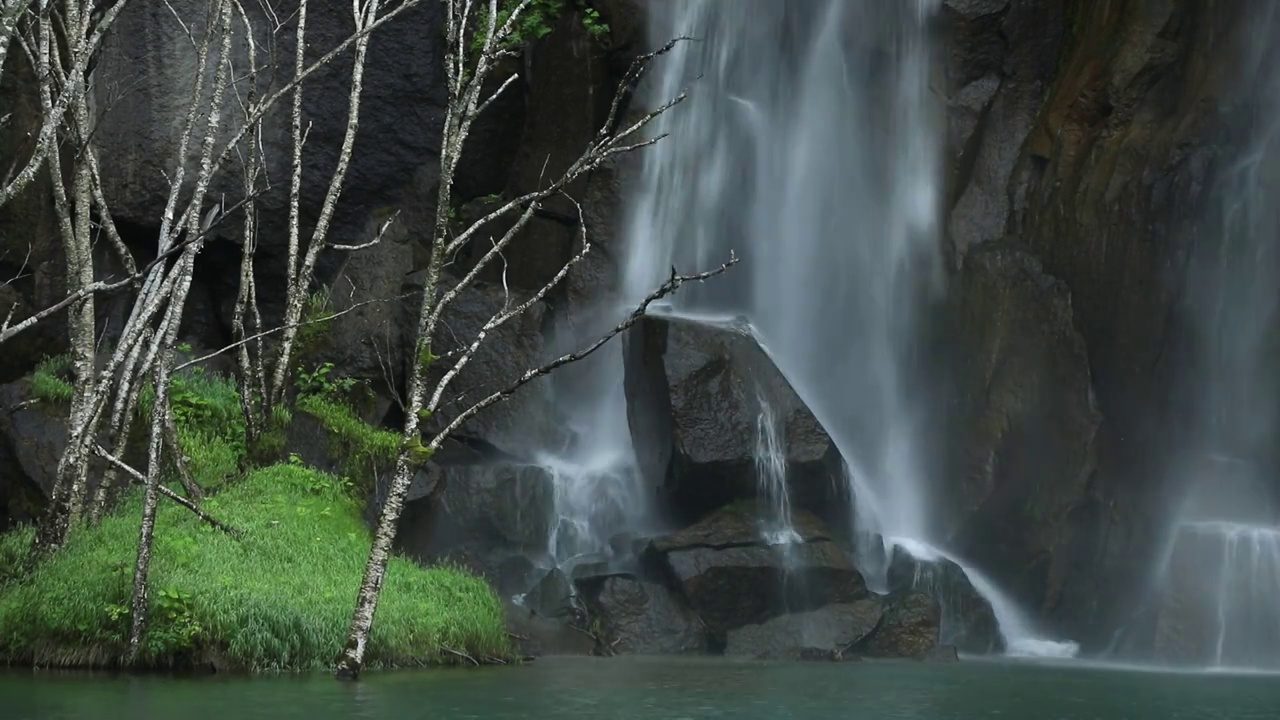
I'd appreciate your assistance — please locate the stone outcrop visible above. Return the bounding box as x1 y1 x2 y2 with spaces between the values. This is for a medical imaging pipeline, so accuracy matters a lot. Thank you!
579 575 707 655
850 592 943 660
624 315 839 523
402 277 562 454
648 505 868 642
395 461 556 596
0 382 61 530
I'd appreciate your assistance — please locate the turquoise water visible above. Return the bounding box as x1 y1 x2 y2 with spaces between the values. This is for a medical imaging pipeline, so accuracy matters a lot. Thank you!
4 656 1280 719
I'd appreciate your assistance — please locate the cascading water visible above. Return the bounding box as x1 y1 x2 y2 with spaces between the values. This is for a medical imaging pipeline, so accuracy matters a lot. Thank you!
754 393 799 547
1150 0 1280 671
535 339 652 573
627 0 939 552
609 0 1075 657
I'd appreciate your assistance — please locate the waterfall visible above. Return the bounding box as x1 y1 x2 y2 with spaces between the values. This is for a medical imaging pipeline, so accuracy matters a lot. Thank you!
754 392 799 546
598 0 1073 656
626 0 941 541
1153 0 1280 670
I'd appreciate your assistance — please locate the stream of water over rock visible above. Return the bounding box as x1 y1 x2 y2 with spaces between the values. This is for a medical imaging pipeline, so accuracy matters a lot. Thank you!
536 0 1077 657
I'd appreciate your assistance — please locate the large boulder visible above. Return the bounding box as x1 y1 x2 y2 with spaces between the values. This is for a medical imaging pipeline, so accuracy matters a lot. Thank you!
850 592 942 660
395 461 556 596
0 382 60 529
942 242 1100 624
724 600 883 661
886 543 1003 654
578 574 707 655
0 381 66 501
649 504 868 640
624 315 839 523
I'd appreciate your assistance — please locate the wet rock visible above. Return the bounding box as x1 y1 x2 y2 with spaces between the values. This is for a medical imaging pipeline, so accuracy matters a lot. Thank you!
526 568 575 621
650 504 868 638
725 600 883 661
395 461 555 593
886 544 1003 654
944 242 1100 620
312 229 417 391
624 315 839 522
92 0 447 250
579 575 707 655
852 592 942 660
0 382 59 528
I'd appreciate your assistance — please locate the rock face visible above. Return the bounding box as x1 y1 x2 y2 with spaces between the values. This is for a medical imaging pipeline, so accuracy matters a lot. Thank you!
851 592 943 660
649 505 868 642
724 600 883 661
935 0 1268 650
941 243 1100 624
0 382 61 529
624 315 839 523
886 543 1002 654
579 575 707 655
394 461 556 596
402 278 562 454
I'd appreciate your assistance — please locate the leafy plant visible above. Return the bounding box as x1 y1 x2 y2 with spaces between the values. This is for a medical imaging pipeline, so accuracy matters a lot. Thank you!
469 0 610 55
296 362 359 398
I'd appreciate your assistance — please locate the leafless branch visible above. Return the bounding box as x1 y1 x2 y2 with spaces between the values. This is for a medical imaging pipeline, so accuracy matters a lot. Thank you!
175 292 410 372
93 443 242 537
429 253 738 450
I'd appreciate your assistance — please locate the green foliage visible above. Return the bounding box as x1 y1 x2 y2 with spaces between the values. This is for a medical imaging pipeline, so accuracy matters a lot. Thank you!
0 463 511 671
138 368 246 491
30 353 73 404
295 393 400 495
296 362 358 398
469 0 610 55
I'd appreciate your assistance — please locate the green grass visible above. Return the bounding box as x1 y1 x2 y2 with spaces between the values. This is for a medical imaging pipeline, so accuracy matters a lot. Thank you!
0 367 511 672
0 463 510 671
296 393 400 492
30 353 73 403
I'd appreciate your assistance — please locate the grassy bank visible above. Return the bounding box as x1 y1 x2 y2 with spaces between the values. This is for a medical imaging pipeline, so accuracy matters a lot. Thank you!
0 364 511 672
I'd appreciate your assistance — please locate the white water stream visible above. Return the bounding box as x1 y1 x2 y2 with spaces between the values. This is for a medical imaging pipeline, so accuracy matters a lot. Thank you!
537 0 1077 657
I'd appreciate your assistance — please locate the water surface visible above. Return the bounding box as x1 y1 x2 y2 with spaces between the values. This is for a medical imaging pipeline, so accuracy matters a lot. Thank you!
4 656 1280 719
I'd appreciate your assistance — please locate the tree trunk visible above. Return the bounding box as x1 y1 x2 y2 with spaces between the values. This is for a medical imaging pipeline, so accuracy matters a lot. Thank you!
334 453 415 678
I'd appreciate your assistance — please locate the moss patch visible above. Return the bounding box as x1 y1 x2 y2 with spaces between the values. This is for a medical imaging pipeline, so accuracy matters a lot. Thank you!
0 463 511 671
295 393 400 494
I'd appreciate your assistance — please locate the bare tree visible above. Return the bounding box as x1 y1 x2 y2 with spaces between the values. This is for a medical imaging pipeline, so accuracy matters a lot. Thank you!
4 0 421 561
333 0 730 678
